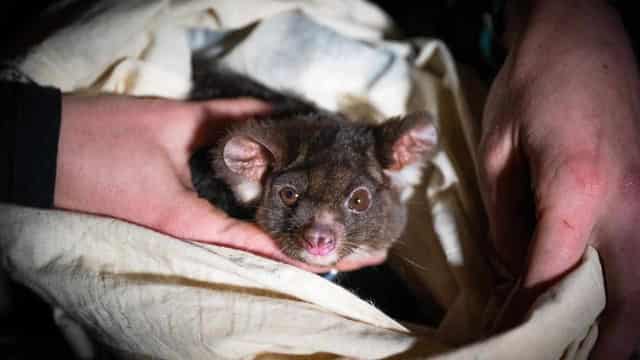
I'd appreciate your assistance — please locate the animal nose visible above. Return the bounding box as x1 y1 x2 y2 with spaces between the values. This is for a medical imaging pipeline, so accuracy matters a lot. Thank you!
303 225 336 256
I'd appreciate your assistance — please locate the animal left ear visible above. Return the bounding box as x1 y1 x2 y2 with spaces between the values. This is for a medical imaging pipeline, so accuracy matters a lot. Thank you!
375 111 438 201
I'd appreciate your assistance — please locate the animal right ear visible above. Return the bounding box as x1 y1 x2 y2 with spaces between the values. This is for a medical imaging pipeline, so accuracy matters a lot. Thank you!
223 136 272 182
212 135 276 204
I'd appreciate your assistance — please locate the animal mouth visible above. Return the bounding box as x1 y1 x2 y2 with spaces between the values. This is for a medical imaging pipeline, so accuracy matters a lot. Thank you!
297 235 341 266
303 237 336 256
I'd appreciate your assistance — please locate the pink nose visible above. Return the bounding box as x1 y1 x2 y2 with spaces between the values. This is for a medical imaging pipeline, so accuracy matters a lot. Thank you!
303 226 336 256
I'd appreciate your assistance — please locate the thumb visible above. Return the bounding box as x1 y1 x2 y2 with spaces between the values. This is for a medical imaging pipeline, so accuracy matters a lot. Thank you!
496 158 599 331
524 158 600 289
199 98 272 119
157 191 329 272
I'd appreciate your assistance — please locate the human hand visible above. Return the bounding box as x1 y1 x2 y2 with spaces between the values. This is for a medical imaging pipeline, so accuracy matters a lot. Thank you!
479 0 640 357
55 94 383 272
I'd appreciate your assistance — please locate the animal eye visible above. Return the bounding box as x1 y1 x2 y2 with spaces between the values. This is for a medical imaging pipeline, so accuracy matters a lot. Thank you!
347 187 371 212
279 186 299 206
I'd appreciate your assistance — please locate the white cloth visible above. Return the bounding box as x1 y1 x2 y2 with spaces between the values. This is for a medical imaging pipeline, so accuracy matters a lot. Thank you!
0 1 605 359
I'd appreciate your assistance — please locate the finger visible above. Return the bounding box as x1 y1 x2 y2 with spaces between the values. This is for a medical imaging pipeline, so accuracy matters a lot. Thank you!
478 62 537 277
199 97 272 119
154 194 281 256
154 192 329 273
524 156 602 288
186 98 272 151
334 251 387 271
479 123 534 277
496 157 601 331
493 213 594 333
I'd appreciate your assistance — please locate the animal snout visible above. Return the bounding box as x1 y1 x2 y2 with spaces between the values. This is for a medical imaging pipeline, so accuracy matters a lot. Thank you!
303 225 336 256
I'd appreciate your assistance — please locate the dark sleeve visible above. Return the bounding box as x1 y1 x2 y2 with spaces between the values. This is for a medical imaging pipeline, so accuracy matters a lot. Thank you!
0 81 62 208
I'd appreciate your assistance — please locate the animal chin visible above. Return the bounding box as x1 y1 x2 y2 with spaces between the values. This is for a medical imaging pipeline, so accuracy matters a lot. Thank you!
299 242 340 266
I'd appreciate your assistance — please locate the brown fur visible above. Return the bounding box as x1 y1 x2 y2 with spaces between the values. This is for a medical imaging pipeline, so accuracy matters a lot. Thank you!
209 112 438 266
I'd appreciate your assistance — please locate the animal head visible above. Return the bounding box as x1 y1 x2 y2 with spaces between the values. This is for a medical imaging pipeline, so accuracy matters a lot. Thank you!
212 112 438 266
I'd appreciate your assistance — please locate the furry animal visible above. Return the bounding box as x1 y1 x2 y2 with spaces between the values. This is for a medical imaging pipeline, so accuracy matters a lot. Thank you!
189 64 438 267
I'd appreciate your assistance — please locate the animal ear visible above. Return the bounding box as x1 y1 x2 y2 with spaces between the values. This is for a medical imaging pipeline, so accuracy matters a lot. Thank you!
376 111 438 201
222 136 272 182
213 134 278 204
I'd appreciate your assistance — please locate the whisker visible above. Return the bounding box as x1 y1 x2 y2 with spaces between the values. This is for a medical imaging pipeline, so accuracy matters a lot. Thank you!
392 255 432 272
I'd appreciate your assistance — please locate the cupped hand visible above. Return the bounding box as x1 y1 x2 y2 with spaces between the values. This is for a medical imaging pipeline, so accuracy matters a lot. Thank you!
479 1 640 357
55 94 378 273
